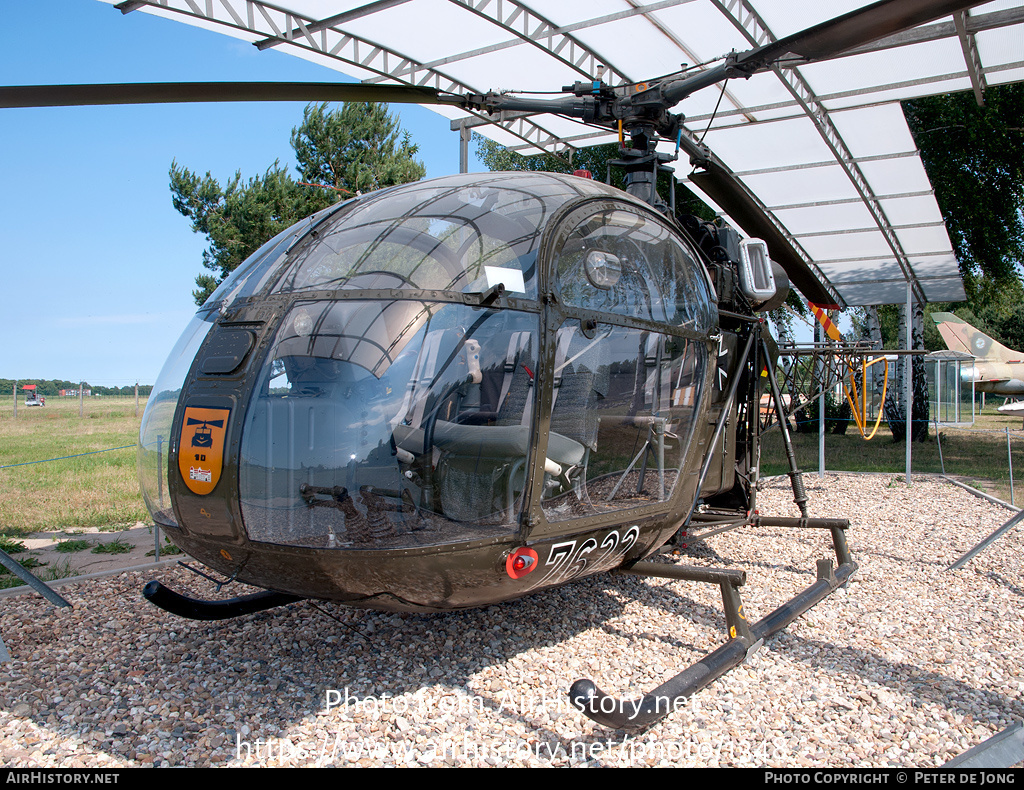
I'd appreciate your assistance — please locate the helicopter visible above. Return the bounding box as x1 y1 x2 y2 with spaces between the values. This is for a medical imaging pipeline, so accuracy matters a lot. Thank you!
1 0 986 731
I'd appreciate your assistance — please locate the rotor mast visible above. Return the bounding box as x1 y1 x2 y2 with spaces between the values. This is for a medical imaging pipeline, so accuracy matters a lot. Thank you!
463 77 688 213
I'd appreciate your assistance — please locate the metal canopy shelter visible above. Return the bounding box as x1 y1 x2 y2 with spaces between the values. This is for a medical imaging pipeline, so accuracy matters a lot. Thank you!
102 0 1024 308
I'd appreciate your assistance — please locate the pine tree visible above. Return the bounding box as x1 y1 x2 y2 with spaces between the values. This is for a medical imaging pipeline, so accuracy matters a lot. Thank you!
172 102 425 306
170 160 331 306
291 102 425 195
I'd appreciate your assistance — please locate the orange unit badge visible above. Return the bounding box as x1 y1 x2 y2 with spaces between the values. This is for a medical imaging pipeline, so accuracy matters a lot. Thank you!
178 407 231 496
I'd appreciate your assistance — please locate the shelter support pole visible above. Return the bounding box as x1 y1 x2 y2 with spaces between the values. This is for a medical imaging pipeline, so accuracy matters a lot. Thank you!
950 508 1024 570
906 283 912 486
458 121 472 174
0 549 72 609
1008 428 1015 507
817 321 825 479
944 722 1024 769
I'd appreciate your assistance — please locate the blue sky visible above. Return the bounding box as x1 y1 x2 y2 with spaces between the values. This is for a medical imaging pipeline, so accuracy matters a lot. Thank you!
2 0 483 388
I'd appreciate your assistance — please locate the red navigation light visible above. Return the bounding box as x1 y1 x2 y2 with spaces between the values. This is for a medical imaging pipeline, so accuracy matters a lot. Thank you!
506 547 539 579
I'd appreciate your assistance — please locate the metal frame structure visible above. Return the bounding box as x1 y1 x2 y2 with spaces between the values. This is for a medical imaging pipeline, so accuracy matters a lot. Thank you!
103 0 1024 311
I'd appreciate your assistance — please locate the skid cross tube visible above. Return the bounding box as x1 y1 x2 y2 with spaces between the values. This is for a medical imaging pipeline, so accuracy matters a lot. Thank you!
569 520 856 731
625 561 752 643
687 513 754 542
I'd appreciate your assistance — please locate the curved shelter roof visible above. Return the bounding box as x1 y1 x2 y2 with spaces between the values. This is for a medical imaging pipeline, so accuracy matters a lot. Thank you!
102 0 1024 308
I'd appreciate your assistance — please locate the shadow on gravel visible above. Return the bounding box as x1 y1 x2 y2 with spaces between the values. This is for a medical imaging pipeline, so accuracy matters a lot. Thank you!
769 631 1024 730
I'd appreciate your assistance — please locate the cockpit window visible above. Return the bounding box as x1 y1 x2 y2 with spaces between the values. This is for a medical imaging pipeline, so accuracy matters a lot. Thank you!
138 314 217 528
541 320 706 522
555 208 716 332
200 202 346 311
268 175 597 299
239 300 540 550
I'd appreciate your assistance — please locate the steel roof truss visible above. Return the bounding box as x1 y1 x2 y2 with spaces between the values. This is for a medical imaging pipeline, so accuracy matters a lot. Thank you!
109 0 1023 308
449 0 630 87
713 0 926 304
121 0 574 157
953 10 987 106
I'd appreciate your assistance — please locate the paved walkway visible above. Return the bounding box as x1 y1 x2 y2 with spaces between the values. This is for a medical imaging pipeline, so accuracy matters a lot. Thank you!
1 522 179 596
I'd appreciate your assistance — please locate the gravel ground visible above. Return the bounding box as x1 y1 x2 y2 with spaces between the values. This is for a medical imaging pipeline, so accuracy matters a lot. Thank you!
1 472 1021 768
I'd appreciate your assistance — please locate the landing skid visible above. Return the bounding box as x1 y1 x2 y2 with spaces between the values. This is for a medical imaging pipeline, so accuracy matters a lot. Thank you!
570 517 857 731
143 580 303 621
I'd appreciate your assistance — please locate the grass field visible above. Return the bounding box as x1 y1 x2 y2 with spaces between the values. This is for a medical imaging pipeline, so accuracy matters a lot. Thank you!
0 397 148 535
2 393 1023 538
760 405 1024 505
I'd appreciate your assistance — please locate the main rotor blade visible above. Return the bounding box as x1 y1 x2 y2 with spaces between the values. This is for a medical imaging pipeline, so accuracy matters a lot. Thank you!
737 0 981 70
0 81 450 109
659 0 981 106
689 161 840 309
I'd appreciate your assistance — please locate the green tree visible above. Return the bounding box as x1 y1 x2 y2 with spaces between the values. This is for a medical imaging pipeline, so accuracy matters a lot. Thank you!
292 102 425 194
873 278 1024 354
170 161 331 305
903 84 1024 295
173 102 426 306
